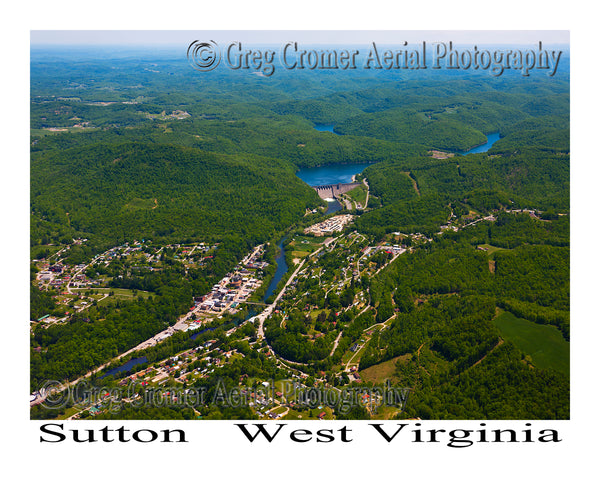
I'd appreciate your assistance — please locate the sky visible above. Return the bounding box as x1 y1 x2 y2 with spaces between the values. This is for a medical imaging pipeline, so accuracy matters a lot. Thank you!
30 30 570 47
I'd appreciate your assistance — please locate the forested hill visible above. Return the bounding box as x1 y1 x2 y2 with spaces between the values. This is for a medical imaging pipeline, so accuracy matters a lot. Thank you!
31 51 569 167
31 141 321 256
355 146 569 238
30 46 570 420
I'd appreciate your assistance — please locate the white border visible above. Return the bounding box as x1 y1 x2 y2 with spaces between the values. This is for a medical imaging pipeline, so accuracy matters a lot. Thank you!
5 1 597 478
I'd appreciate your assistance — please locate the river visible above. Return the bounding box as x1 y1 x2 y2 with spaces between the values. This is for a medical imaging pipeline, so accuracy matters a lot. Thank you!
262 236 289 303
256 160 374 305
460 132 500 155
100 356 147 378
314 122 500 156
102 130 499 377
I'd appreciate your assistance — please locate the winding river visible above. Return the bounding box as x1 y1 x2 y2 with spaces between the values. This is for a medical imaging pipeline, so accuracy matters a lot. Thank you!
245 129 501 320
102 128 501 377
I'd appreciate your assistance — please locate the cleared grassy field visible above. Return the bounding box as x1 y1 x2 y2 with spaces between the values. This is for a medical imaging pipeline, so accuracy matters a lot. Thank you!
345 184 368 207
477 243 507 255
368 405 404 420
289 235 324 258
493 311 569 375
359 354 411 383
71 287 153 302
291 250 311 259
269 405 288 415
282 409 305 420
31 127 94 136
309 308 330 320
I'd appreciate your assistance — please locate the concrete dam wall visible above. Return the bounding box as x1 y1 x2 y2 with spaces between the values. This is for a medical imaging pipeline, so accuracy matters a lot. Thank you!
313 182 361 200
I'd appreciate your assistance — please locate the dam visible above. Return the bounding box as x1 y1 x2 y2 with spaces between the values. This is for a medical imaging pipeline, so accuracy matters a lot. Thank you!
313 182 362 200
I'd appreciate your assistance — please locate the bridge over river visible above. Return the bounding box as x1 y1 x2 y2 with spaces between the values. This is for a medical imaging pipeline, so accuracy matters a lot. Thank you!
313 182 361 200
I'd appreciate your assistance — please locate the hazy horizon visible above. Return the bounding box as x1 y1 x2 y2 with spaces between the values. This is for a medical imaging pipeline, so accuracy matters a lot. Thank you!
31 30 570 47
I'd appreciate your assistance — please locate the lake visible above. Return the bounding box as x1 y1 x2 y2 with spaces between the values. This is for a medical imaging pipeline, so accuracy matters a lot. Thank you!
314 123 339 134
296 162 373 214
295 162 374 187
460 132 500 155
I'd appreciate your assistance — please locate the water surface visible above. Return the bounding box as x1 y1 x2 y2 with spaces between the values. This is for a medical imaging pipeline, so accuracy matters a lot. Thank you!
325 200 343 214
314 123 339 134
460 132 500 155
295 162 373 186
100 356 147 378
262 236 289 303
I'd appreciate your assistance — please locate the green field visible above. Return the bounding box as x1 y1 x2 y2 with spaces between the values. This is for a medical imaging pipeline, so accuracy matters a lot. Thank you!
359 354 411 383
70 287 153 302
345 184 368 207
493 311 569 375
289 235 324 257
477 244 508 255
282 408 305 420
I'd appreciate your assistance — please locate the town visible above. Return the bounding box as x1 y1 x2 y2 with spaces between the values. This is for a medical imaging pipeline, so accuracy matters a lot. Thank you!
31 199 541 420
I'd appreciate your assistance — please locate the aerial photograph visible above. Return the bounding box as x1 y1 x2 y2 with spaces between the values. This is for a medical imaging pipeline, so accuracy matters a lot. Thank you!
29 30 570 422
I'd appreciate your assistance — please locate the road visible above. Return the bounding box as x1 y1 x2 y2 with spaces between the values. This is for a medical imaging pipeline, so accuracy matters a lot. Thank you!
255 244 325 338
31 311 191 407
65 253 106 294
329 331 343 356
255 257 307 338
344 313 396 372
373 248 404 276
362 178 370 209
340 196 353 210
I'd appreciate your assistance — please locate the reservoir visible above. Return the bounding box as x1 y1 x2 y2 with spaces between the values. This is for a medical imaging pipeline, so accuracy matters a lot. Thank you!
296 162 373 214
295 162 374 187
314 123 339 134
259 159 374 304
460 132 500 155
